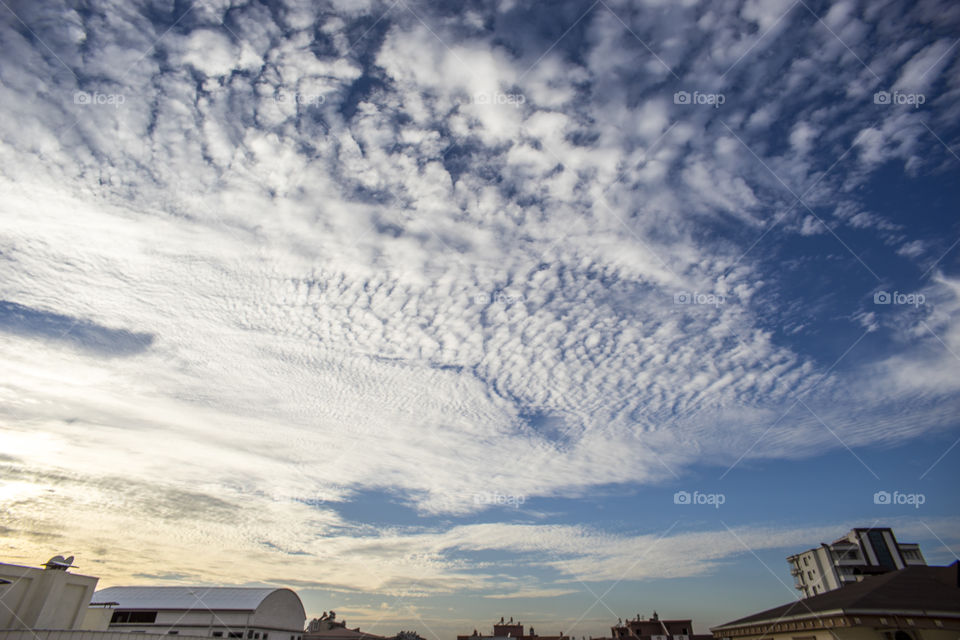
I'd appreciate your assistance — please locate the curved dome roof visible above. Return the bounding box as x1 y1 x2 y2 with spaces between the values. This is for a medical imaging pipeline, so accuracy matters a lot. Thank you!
94 586 295 612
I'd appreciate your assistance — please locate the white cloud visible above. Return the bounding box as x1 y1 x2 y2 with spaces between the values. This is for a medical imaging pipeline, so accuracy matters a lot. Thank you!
172 29 263 77
0 0 958 608
789 121 818 155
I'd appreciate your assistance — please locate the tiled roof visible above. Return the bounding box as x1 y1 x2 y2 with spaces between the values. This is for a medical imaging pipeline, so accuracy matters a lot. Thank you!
713 562 960 631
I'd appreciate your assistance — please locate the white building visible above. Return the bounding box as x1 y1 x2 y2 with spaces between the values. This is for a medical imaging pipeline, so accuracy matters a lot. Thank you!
0 556 106 631
92 587 306 640
787 527 926 597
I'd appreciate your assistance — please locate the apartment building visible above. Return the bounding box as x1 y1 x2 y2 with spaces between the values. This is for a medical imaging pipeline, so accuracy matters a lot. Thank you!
787 527 925 597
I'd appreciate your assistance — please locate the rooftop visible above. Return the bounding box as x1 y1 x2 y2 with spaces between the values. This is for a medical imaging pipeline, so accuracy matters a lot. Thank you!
713 562 960 632
93 586 287 612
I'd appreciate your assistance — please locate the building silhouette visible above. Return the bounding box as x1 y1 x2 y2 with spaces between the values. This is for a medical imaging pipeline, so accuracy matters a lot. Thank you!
457 617 570 640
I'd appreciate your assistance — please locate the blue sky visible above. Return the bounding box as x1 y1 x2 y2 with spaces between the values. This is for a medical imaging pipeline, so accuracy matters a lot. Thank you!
0 0 959 637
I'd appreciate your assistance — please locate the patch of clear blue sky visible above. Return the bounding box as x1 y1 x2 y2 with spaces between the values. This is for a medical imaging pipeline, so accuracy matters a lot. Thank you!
744 163 960 365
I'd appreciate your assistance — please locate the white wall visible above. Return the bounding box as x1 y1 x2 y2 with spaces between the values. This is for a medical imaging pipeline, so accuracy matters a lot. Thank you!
0 563 101 631
251 590 305 632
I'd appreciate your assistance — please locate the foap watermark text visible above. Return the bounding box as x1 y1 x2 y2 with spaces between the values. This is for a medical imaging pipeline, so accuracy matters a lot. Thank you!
275 91 325 107
674 291 725 307
674 90 725 108
874 490 925 508
674 490 725 509
874 290 925 307
471 92 526 108
474 491 526 509
475 291 524 305
873 90 925 108
74 91 125 109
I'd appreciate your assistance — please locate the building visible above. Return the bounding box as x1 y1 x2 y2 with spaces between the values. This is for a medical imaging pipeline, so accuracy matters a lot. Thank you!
612 612 712 640
303 613 422 640
787 528 926 597
0 556 308 640
711 561 960 640
305 612 386 640
0 556 106 631
457 617 570 640
92 586 306 640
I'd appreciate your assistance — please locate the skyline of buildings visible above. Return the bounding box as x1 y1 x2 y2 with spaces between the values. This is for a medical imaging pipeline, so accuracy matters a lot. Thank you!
609 612 711 640
2 525 956 640
457 617 570 640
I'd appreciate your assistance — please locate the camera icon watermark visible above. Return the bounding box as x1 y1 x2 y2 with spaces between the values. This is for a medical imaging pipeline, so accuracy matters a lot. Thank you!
673 90 725 108
473 491 526 509
74 91 126 109
873 290 925 307
873 90 925 108
873 490 925 508
673 490 725 509
674 291 725 307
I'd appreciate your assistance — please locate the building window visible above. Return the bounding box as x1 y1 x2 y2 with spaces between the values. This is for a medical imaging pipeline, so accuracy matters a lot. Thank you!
256 634 261 639
249 632 255 639
169 632 179 635
867 530 897 570
229 634 242 638
213 633 223 637
111 611 159 624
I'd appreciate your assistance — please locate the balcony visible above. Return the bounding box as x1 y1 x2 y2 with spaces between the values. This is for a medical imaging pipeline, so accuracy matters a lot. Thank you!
832 551 864 565
833 557 864 566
